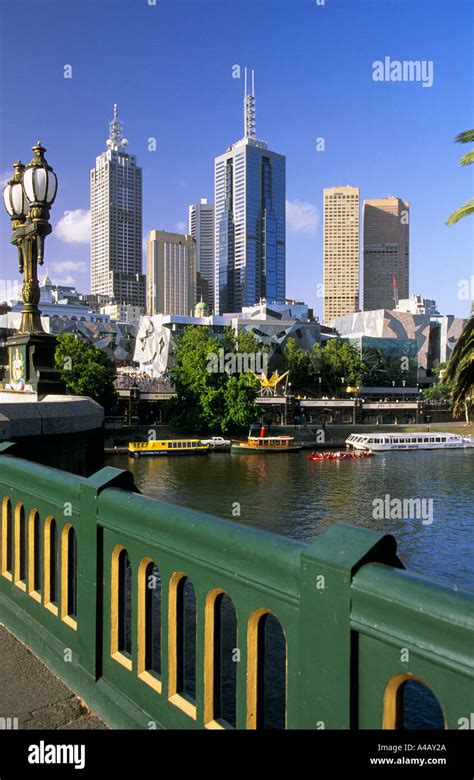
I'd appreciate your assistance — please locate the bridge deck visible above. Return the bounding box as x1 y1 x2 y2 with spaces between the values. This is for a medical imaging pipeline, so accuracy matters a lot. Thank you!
0 625 108 730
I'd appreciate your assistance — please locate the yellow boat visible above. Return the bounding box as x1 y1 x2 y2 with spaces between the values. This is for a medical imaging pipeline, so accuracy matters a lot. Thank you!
128 439 209 457
231 435 302 454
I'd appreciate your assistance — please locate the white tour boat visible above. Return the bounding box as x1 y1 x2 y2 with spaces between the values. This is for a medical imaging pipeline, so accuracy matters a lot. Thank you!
346 432 474 452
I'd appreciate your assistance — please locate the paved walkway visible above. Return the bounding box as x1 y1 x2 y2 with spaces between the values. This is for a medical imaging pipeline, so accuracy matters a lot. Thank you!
0 625 108 729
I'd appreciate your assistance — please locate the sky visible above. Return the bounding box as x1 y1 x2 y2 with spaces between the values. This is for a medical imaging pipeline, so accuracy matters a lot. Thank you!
0 0 473 319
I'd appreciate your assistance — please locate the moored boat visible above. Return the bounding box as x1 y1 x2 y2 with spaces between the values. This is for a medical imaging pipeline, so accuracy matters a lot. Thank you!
128 439 209 457
231 424 302 454
346 432 474 452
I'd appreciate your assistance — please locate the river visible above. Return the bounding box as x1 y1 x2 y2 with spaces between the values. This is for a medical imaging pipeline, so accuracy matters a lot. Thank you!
109 448 474 591
108 447 474 728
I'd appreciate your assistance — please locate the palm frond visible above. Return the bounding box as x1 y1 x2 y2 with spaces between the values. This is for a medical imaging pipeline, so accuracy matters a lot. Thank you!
460 149 474 166
445 317 474 416
455 130 474 144
446 200 474 226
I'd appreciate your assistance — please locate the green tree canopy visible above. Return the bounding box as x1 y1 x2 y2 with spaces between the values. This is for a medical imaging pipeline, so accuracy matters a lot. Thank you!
54 333 117 410
168 326 260 432
282 337 318 392
319 339 365 394
282 337 364 395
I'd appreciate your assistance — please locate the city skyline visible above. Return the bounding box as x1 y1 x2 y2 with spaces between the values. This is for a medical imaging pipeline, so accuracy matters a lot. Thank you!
0 0 472 320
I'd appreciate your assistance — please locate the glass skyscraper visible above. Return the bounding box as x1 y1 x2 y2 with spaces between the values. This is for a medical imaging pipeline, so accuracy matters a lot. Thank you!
90 105 145 308
214 70 286 314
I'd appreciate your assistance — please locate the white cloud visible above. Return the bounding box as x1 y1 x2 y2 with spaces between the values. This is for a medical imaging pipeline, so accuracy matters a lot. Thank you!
55 209 90 244
0 170 11 188
176 221 186 232
50 260 87 273
50 275 77 287
286 199 319 234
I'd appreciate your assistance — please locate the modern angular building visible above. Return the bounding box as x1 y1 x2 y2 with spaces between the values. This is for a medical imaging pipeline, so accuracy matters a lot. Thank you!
90 105 145 308
133 302 321 377
146 230 196 316
214 69 286 315
323 186 360 324
332 308 466 378
363 197 409 311
189 198 214 311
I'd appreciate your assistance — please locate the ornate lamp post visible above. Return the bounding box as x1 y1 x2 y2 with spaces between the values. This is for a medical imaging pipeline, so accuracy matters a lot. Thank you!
2 142 64 395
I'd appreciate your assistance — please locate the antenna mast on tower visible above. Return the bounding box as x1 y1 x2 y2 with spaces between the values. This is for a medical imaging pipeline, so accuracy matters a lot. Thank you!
108 103 124 149
244 67 256 140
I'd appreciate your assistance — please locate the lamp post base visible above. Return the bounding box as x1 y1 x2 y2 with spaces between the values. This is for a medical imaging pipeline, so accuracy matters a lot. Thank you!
1 332 65 398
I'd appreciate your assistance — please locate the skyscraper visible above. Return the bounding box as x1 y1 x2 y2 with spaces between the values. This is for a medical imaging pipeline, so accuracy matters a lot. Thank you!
214 69 286 315
323 186 360 323
363 197 409 311
90 105 145 308
146 230 196 316
189 198 214 311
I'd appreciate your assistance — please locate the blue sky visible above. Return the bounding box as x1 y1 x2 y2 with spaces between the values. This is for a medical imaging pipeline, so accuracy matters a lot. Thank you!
0 0 472 318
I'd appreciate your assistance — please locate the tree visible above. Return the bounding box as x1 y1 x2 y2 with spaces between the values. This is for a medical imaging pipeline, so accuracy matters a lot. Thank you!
443 316 474 417
282 338 317 392
54 333 117 410
168 326 260 432
282 338 364 395
446 130 474 225
319 339 365 395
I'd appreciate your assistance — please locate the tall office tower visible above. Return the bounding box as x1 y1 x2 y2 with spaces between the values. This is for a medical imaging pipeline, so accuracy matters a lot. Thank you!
146 230 196 316
363 197 409 311
323 186 360 323
189 198 214 311
90 105 145 307
214 69 286 315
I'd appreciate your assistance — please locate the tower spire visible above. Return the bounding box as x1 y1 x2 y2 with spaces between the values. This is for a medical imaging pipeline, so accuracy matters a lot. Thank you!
108 103 124 149
244 67 256 140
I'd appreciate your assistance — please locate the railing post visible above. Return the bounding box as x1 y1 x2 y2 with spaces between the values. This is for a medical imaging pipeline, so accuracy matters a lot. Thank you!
77 467 137 679
297 523 402 729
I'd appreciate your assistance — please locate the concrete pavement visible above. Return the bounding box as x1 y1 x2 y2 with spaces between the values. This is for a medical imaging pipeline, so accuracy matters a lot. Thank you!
0 625 108 730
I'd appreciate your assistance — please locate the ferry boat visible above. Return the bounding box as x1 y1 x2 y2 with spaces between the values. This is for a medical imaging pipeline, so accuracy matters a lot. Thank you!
231 424 302 454
128 439 209 457
346 432 474 452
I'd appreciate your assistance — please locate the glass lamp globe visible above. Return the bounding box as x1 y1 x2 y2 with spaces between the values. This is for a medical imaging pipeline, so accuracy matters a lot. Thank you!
23 142 58 206
2 162 27 217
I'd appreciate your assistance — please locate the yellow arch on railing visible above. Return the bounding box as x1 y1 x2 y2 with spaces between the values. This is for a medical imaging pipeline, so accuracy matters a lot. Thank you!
61 524 77 630
168 571 197 720
204 587 226 730
137 556 162 693
246 608 287 730
383 672 447 729
27 509 41 603
13 502 26 591
111 544 132 670
44 516 58 615
1 497 12 581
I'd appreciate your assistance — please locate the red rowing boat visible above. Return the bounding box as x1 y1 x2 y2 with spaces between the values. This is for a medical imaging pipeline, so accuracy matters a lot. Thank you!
307 450 374 461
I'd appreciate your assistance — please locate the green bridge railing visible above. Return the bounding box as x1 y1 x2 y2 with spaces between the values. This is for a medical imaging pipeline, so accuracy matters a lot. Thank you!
0 442 472 729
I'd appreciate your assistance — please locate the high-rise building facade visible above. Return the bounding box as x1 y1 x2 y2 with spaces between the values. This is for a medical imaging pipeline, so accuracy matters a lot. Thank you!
363 197 409 311
189 198 214 311
90 105 145 307
146 230 196 316
214 69 286 315
323 186 360 323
